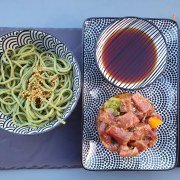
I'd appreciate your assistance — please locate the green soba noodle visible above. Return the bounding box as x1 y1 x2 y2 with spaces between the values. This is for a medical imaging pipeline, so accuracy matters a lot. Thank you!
0 44 73 127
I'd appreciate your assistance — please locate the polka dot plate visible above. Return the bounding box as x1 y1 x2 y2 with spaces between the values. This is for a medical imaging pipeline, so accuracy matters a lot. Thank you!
82 17 178 170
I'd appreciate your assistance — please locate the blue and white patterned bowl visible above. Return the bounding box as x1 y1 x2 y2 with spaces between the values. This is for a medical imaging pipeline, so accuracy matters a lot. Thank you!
96 17 168 89
0 29 81 135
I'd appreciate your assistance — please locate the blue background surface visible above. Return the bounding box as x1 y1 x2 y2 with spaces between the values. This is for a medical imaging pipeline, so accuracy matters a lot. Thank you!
0 0 180 179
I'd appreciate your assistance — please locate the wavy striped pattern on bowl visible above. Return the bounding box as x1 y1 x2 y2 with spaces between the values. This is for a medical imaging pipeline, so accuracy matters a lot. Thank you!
0 29 81 135
96 17 167 89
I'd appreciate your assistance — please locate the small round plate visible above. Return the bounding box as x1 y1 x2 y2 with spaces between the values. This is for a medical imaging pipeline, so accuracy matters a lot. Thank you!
96 17 167 89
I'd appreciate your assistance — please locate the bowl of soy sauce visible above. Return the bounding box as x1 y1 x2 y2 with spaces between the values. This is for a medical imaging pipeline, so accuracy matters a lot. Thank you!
96 17 167 89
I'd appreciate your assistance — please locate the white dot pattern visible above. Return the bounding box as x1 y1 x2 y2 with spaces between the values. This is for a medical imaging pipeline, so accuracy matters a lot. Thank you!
82 18 178 170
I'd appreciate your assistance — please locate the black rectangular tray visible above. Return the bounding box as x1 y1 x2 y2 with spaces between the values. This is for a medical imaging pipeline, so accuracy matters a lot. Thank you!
0 27 82 169
0 26 179 169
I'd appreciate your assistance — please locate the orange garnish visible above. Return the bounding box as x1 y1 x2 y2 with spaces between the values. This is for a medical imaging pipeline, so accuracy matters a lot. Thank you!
148 117 162 129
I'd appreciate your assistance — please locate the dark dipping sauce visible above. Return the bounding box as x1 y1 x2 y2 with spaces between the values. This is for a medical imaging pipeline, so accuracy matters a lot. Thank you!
102 28 157 83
